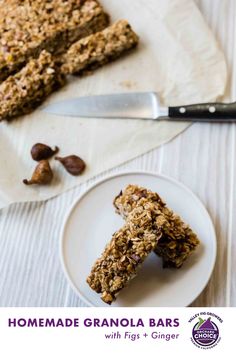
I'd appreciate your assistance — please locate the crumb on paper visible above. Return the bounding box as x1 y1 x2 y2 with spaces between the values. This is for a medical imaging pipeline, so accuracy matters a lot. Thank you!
119 80 138 89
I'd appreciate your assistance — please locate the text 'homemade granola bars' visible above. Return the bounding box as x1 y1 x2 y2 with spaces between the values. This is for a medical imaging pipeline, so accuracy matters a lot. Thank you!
87 201 167 304
61 20 139 75
114 185 200 268
0 0 109 83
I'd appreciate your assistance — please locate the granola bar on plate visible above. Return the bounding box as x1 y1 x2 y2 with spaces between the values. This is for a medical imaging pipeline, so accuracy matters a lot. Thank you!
87 200 167 304
114 185 200 268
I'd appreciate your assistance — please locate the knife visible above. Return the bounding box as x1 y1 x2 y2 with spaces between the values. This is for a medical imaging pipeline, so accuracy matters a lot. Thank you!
42 92 236 122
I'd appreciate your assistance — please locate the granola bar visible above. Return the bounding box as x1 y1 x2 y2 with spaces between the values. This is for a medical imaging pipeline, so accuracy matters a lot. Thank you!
0 20 139 121
87 201 167 304
114 185 200 268
0 50 64 121
0 0 109 83
61 20 139 75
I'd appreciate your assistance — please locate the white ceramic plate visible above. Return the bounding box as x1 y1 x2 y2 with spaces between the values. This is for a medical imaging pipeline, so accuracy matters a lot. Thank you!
60 171 216 307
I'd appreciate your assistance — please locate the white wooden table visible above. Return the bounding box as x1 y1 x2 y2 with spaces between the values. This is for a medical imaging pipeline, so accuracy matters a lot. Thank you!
0 0 235 307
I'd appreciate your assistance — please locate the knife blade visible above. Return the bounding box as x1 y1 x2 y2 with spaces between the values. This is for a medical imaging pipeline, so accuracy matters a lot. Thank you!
42 92 236 122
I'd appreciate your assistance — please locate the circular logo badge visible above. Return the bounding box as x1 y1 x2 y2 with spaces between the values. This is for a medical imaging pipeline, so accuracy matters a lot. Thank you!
192 317 219 347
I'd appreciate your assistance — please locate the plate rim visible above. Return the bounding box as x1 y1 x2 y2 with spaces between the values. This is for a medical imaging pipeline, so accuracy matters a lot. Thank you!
59 170 217 307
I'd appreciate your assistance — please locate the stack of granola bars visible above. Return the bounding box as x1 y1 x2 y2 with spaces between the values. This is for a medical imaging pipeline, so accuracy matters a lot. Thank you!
87 185 200 304
0 0 139 121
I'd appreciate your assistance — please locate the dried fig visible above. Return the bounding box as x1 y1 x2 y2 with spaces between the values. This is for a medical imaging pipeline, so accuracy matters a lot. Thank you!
31 143 59 161
55 155 86 176
23 160 53 185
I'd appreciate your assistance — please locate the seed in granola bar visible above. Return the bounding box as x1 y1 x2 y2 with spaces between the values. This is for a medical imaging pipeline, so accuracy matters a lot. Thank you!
55 155 86 176
31 143 59 161
23 160 53 185
131 254 141 263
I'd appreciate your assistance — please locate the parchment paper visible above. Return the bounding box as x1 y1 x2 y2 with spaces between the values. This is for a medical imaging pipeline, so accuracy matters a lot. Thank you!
0 0 227 208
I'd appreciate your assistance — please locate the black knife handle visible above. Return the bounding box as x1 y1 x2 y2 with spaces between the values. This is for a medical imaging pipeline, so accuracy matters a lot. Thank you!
169 102 236 121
